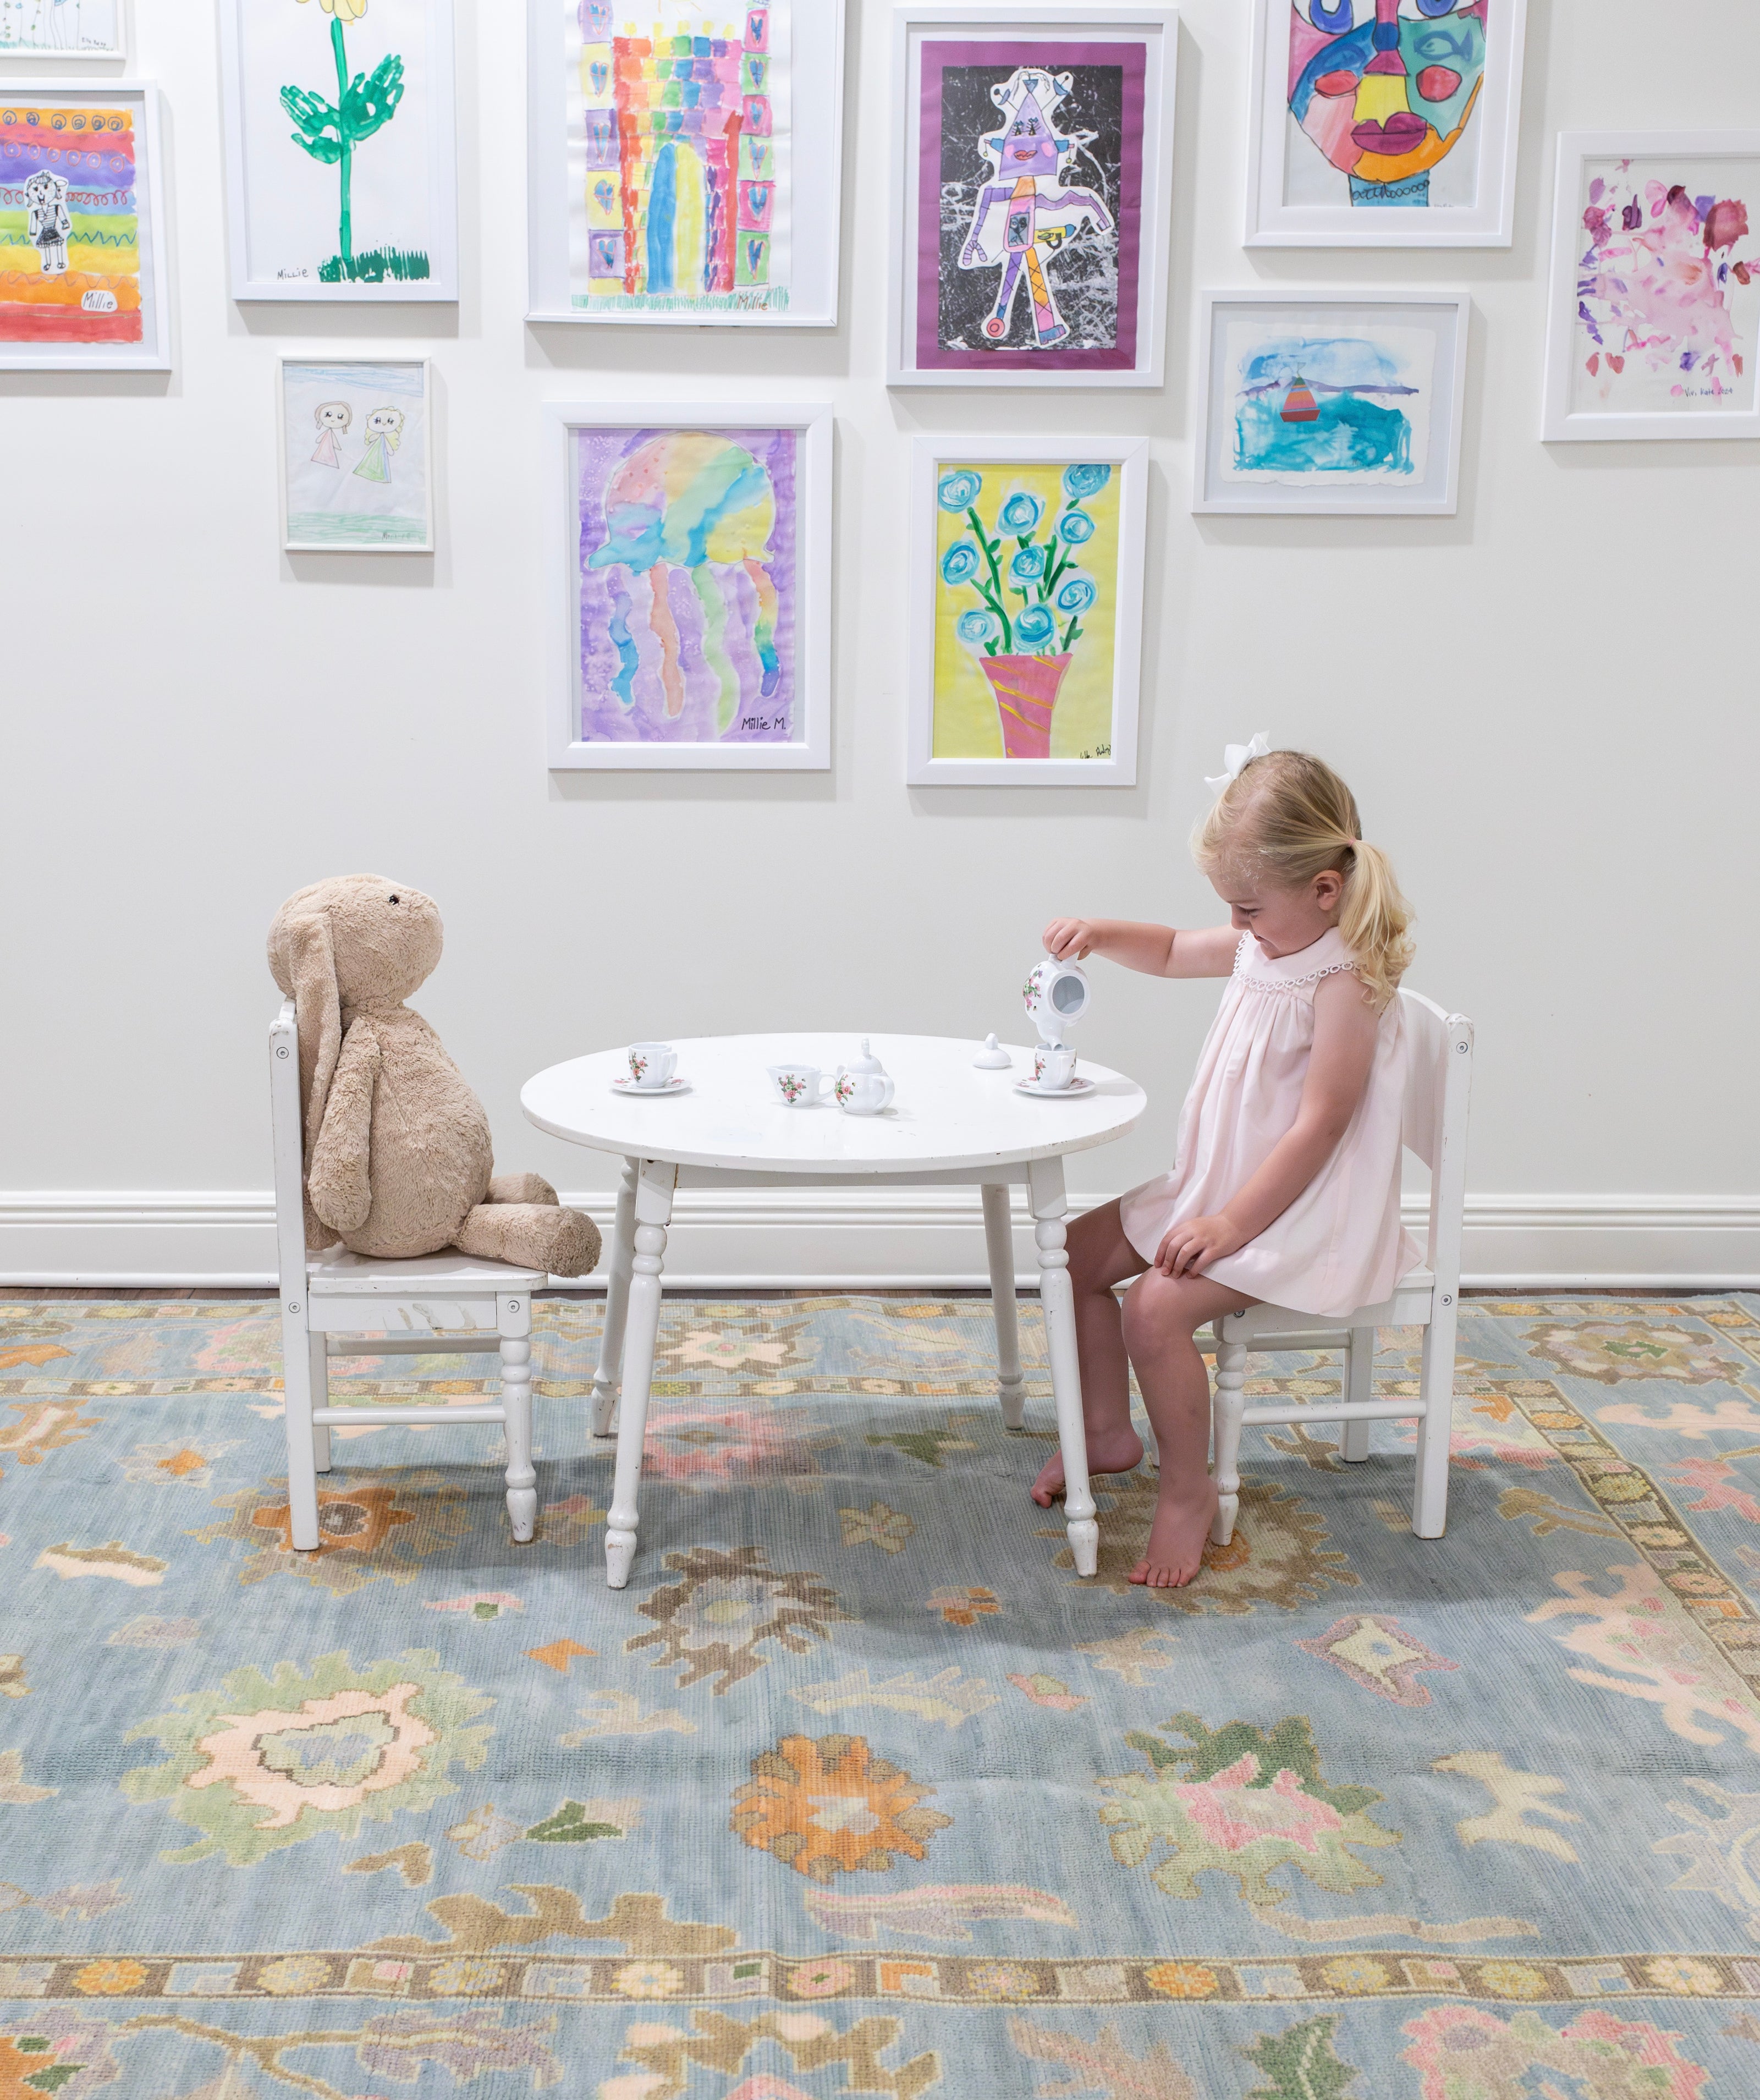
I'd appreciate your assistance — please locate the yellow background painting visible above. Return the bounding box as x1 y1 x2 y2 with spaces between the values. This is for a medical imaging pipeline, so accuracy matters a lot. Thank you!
932 459 1120 762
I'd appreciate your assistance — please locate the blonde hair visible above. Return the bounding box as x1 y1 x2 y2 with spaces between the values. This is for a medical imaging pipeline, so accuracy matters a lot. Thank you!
1193 748 1414 1011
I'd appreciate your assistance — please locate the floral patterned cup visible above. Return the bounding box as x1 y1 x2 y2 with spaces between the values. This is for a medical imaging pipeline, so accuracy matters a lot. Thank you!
1032 1044 1078 1091
767 1063 831 1107
628 1042 677 1089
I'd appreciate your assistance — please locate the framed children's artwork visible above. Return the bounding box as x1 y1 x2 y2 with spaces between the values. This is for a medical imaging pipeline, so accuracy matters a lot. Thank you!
887 5 1177 388
525 0 845 328
1542 133 1760 444
0 81 169 371
908 437 1146 786
1245 0 1526 249
217 0 457 300
1 0 124 60
1193 289 1469 516
277 357 433 553
546 403 832 771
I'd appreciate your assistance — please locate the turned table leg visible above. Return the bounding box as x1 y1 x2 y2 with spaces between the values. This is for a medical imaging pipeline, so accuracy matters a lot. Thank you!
604 1158 674 1590
1029 1156 1097 1578
982 1181 1025 1431
591 1156 639 1438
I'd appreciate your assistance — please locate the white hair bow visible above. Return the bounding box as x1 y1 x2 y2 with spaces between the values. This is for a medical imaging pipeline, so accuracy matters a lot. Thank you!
1204 731 1269 797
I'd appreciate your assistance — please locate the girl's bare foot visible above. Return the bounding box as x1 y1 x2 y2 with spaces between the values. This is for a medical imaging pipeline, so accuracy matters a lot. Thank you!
1030 1426 1145 1507
1130 1478 1219 1587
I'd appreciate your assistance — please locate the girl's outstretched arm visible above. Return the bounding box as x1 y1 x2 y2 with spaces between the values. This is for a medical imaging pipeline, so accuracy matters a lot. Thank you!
1154 970 1379 1276
1042 916 1238 980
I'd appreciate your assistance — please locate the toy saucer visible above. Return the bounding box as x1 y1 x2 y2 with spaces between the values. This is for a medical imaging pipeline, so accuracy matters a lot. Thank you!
1014 1075 1095 1098
613 1076 691 1096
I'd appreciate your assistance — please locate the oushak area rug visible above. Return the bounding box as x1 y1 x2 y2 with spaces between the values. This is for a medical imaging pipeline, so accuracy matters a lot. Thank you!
4 1295 1760 2097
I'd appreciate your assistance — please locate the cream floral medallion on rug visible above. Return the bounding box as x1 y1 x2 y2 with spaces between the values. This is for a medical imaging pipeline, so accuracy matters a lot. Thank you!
3 1295 1760 2096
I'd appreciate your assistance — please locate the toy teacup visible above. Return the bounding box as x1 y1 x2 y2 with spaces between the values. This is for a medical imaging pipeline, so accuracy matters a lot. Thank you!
768 1062 831 1107
1024 952 1090 1044
628 1042 677 1089
1032 1044 1078 1091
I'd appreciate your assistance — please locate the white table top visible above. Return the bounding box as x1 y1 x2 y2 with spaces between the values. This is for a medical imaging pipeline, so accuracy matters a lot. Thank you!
521 1033 1146 1177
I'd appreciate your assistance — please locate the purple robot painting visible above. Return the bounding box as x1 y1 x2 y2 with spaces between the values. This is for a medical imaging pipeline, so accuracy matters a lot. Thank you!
956 66 1114 349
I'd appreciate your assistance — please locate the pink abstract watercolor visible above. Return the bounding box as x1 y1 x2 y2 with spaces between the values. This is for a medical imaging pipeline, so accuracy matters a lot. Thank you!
1575 163 1760 413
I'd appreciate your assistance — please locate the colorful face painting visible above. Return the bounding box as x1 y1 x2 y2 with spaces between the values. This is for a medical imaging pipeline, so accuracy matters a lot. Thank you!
570 2 790 314
1285 0 1488 212
574 426 798 745
1225 323 1434 483
1572 158 1760 417
280 360 431 551
932 461 1119 761
917 41 1143 373
0 100 143 350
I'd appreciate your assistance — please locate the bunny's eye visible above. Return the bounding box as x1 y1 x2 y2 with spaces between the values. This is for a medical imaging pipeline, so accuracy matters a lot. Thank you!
388 893 400 904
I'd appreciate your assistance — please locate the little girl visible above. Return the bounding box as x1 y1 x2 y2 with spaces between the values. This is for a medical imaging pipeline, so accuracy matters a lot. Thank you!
1035 743 1420 1589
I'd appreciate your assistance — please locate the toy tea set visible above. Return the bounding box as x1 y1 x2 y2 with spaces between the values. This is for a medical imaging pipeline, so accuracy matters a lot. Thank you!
612 948 1094 1111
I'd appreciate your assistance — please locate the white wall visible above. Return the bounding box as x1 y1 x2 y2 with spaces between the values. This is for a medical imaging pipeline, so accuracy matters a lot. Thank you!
2 1 1757 1289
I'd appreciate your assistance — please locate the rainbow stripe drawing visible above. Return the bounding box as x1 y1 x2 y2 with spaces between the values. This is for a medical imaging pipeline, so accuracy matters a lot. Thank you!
569 1 790 314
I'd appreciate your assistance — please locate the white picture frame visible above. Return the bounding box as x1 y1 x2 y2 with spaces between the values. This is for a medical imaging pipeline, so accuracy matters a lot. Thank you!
547 402 833 772
1 0 125 61
1542 131 1760 444
1193 288 1469 517
0 79 169 371
218 0 458 302
277 356 435 554
1245 0 1526 249
887 4 1177 389
908 436 1146 787
526 0 846 329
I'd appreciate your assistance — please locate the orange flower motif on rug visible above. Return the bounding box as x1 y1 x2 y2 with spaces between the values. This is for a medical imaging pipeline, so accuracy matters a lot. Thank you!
732 1734 952 1883
192 1471 470 1596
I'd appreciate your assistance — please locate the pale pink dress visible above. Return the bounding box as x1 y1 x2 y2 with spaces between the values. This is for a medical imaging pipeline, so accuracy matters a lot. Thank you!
1118 928 1420 1319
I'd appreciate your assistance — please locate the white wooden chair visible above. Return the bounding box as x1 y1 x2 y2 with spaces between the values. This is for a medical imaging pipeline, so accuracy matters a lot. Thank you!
1206 989 1474 1543
271 1000 547 1552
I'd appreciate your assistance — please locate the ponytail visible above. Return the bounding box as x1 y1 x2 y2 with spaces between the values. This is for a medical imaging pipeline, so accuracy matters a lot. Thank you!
1194 748 1414 1011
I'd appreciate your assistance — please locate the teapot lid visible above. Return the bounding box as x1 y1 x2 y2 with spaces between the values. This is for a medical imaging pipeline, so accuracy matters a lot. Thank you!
845 1036 886 1075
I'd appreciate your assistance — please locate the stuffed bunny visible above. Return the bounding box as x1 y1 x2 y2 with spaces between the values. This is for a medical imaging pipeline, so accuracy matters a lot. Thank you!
268 875 600 1275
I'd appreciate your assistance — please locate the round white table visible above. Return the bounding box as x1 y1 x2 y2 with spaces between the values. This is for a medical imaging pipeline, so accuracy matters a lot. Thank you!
521 1033 1147 1587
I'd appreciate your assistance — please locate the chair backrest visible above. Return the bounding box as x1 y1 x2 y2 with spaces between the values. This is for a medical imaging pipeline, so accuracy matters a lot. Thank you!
269 1001 309 1300
1396 988 1475 1292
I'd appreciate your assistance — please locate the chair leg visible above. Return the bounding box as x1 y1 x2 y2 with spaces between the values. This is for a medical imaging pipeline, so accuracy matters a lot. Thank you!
1412 1304 1458 1539
501 1333 536 1544
591 1156 639 1438
606 1159 674 1589
1340 1326 1374 1462
1030 1156 1097 1579
1210 1327 1247 1546
308 1333 332 1473
981 1182 1025 1431
282 1309 320 1552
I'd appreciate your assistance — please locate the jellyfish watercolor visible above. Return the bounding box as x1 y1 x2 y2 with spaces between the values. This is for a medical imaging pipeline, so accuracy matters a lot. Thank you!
581 428 792 739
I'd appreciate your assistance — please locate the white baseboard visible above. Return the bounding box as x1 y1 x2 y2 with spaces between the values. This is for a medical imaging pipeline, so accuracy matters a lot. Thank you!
0 1189 1755 1292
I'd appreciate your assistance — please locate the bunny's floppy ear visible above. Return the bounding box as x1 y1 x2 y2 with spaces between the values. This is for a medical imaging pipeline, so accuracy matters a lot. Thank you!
283 914 343 1170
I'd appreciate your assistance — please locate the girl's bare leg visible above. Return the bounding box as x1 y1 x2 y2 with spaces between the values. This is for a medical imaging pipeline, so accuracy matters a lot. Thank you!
1120 1271 1253 1586
1030 1200 1147 1505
